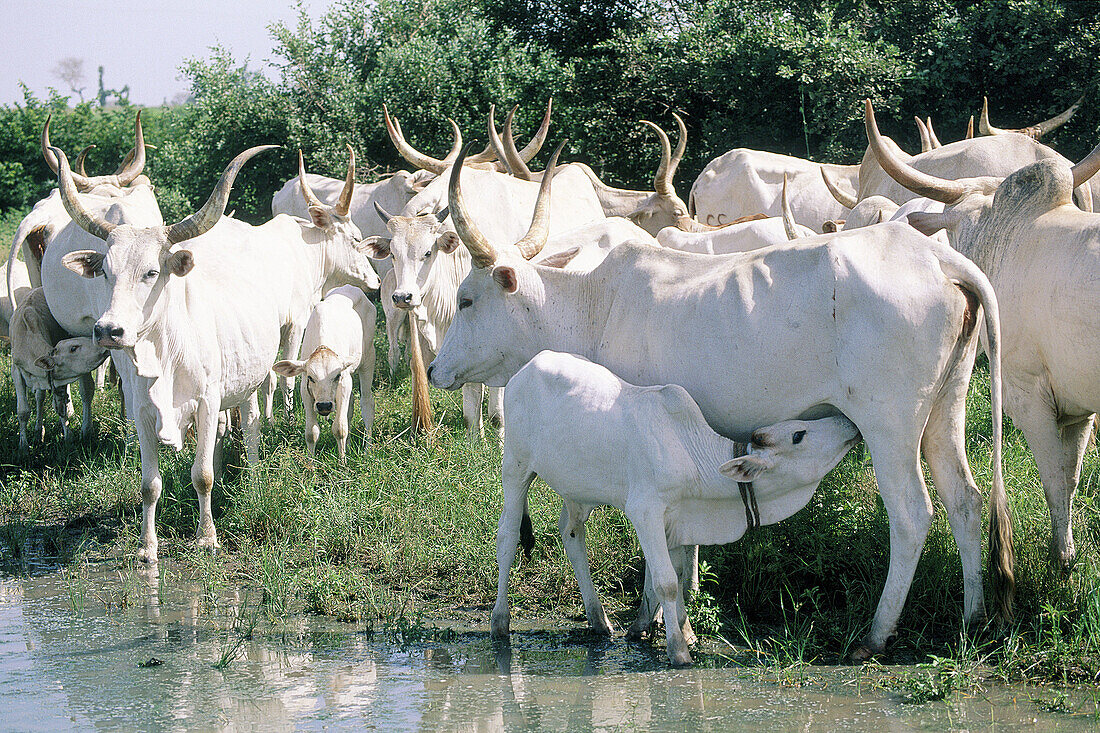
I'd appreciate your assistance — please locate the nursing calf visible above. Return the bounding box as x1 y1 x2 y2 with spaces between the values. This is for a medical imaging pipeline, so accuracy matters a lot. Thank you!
273 285 376 462
493 351 859 666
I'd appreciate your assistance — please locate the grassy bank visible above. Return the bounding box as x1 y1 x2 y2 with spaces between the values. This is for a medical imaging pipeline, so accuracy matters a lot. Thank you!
2 217 1100 689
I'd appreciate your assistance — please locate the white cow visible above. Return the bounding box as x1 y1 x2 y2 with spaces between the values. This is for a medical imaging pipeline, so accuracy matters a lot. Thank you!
364 137 606 438
657 215 813 254
1 254 32 341
690 149 859 234
52 143 381 562
495 350 862 665
427 154 1013 660
865 100 1100 573
10 288 109 450
272 285 376 462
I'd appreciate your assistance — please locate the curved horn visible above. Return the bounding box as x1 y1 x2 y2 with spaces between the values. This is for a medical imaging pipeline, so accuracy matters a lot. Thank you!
865 100 969 205
517 98 552 163
373 201 395 224
670 112 687 178
297 150 324 208
50 146 116 241
979 97 1006 136
383 104 461 174
820 167 857 209
966 115 974 139
115 110 146 185
780 174 799 241
166 145 278 244
448 144 497 268
1032 93 1086 138
515 140 567 260
75 145 95 176
926 117 942 148
487 105 518 177
42 116 95 190
1071 139 1100 188
641 119 675 197
502 106 534 180
465 141 498 165
915 116 932 153
335 144 355 217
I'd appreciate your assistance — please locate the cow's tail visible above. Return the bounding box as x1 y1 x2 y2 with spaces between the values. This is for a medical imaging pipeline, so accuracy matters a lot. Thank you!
942 250 1014 624
5 225 21 311
408 313 434 435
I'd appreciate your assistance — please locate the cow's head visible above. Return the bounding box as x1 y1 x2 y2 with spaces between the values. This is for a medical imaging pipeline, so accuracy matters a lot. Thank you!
626 115 692 234
428 142 575 390
42 111 147 193
719 416 860 494
34 337 110 379
362 199 453 310
272 345 353 417
863 99 1100 262
296 147 380 292
54 143 277 352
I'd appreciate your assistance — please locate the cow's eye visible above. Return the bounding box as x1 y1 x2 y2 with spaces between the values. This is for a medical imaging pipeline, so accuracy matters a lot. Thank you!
458 297 472 310
307 376 314 384
144 269 159 280
792 430 806 445
422 250 432 260
70 344 79 353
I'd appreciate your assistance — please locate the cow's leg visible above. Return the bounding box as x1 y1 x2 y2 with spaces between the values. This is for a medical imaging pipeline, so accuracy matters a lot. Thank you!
302 381 319 458
627 563 660 640
1008 386 1087 573
33 389 46 445
462 382 485 440
558 500 614 635
213 411 229 482
384 298 404 378
14 367 32 452
78 371 96 440
333 375 351 464
243 392 261 466
921 353 986 626
626 499 691 667
261 371 276 423
94 359 108 389
668 543 696 646
53 385 74 443
491 455 535 639
280 324 304 416
192 398 221 551
135 407 164 563
855 431 933 660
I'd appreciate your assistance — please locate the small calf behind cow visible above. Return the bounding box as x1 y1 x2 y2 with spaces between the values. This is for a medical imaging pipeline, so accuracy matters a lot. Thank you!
493 350 860 666
273 285 376 461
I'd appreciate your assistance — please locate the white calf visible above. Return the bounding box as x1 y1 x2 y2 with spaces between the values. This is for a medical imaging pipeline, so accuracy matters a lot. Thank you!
273 285 376 462
493 351 860 666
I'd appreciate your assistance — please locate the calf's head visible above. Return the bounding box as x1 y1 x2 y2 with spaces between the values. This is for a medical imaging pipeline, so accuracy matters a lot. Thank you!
719 416 861 494
272 346 352 416
34 337 110 380
54 144 277 351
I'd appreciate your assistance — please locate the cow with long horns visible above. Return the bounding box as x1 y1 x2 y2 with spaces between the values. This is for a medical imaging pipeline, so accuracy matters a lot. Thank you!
52 143 380 562
428 141 1013 660
864 99 1100 574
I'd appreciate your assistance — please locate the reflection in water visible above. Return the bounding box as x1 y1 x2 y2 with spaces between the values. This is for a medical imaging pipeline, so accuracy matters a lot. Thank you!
0 559 1094 731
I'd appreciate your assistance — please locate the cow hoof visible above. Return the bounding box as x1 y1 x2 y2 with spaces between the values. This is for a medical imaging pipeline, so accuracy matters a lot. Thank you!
196 536 221 552
845 644 882 664
137 545 159 564
1051 548 1077 578
668 650 693 668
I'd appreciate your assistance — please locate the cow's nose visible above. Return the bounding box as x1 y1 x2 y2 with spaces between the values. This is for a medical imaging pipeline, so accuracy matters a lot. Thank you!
392 291 413 306
93 323 124 346
315 401 333 415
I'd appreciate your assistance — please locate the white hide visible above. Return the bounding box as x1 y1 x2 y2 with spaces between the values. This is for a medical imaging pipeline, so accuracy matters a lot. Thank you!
494 350 860 665
273 284 376 462
690 149 858 233
656 216 814 255
429 224 1006 659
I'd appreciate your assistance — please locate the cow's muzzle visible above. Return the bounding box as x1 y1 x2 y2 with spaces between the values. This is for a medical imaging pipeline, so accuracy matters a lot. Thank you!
392 291 417 310
93 322 126 349
315 401 334 416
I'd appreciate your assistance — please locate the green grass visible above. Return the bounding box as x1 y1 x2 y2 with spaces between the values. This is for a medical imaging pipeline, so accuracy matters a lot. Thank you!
3 214 1100 687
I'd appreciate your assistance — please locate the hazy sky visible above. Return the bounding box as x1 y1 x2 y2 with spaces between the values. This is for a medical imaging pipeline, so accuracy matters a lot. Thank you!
2 0 331 106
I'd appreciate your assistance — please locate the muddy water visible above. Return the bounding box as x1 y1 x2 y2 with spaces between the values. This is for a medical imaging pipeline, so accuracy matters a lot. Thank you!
0 557 1093 732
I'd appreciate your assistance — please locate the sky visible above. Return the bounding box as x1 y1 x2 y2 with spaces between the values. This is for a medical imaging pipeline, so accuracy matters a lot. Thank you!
2 0 330 107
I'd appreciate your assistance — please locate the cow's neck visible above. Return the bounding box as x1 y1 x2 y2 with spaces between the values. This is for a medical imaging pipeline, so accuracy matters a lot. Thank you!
423 246 471 339
526 262 612 361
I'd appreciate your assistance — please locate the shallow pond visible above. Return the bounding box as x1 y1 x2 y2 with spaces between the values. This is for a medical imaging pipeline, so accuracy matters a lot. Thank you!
0 555 1095 731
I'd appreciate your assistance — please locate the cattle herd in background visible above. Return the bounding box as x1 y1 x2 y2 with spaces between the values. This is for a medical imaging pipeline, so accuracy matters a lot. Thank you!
3 90 1099 666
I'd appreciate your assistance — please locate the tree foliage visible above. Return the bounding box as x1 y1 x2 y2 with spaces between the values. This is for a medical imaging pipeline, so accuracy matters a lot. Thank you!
2 0 1099 224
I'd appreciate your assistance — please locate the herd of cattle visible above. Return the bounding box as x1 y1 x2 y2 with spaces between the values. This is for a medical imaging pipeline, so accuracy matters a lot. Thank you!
2 92 1099 666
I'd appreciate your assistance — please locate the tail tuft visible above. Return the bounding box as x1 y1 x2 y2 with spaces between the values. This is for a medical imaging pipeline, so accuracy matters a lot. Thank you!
520 511 534 561
408 314 434 436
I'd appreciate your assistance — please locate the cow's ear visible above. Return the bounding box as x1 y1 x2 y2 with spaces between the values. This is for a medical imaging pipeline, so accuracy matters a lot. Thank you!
308 205 335 230
167 249 194 276
907 212 953 236
492 265 518 293
61 250 105 278
35 355 57 371
436 231 461 254
719 454 773 481
537 247 580 269
357 236 391 259
272 359 307 378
